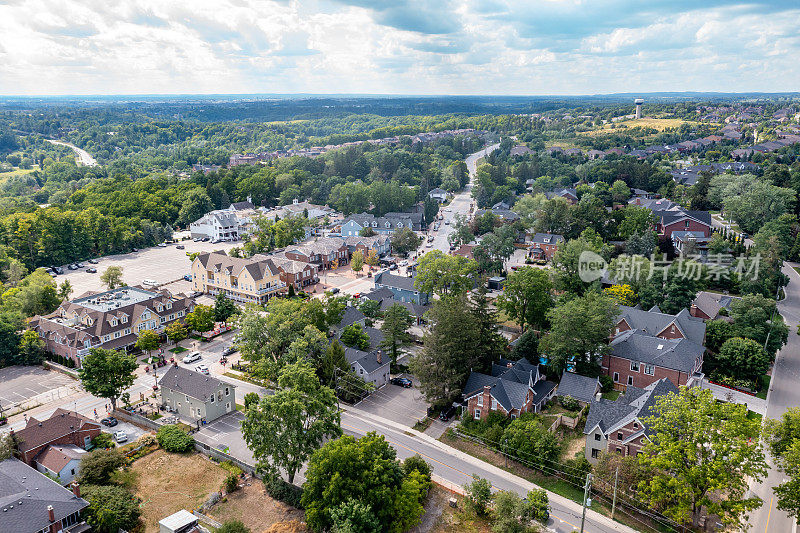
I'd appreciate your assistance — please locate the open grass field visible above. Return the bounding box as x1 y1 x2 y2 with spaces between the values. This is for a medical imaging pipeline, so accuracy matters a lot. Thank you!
0 167 37 180
580 117 704 137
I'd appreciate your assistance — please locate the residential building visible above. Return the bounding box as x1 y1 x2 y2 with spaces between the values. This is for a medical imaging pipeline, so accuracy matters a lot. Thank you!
630 199 712 239
473 207 520 223
374 271 430 305
605 305 706 390
268 255 319 290
340 212 421 237
342 235 391 257
584 378 678 463
263 198 337 222
671 231 711 257
159 365 236 423
33 445 87 485
510 145 533 157
463 357 557 420
189 210 241 242
191 251 286 304
11 409 100 469
284 238 349 269
345 347 390 388
556 371 601 406
360 287 428 324
0 457 89 533
690 291 740 321
428 188 449 203
527 233 565 261
29 287 195 367
334 306 367 333
544 188 578 204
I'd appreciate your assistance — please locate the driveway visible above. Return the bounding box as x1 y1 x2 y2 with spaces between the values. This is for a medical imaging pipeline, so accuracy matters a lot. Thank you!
195 411 254 464
353 375 430 428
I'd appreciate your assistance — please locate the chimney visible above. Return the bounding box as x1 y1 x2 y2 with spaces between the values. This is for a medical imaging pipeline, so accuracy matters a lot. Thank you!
71 483 80 498
48 505 55 522
506 362 513 368
376 350 382 364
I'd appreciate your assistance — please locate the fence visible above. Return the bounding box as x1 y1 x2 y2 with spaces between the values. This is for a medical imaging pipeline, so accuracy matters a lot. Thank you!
192 510 222 530
113 409 163 431
42 360 80 379
193 441 259 478
548 404 587 432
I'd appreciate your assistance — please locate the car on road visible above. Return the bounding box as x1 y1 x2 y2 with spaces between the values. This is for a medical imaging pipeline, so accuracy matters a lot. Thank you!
444 220 450 225
142 278 158 287
183 274 193 281
158 242 167 247
222 346 237 357
86 267 97 273
390 377 413 388
193 237 201 242
399 260 408 266
389 263 398 270
196 364 209 374
176 244 185 249
131 247 139 252
183 351 201 364
113 430 127 443
328 287 340 294
88 258 99 264
100 417 118 427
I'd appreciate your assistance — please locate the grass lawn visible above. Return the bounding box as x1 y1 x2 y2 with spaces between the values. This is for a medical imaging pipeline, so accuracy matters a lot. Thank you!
601 390 621 400
756 374 770 400
169 346 188 354
208 481 305 532
581 118 704 137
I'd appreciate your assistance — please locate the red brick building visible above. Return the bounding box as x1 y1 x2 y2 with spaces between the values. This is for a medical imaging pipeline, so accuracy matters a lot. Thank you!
463 358 556 420
527 233 565 262
12 409 101 467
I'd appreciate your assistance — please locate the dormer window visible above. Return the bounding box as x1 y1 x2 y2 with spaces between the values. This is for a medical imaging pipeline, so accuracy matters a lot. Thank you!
167 302 172 309
111 318 118 327
121 315 127 323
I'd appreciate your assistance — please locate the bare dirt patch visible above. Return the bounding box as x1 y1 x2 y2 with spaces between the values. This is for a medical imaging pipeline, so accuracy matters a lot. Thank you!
208 481 306 532
420 485 492 533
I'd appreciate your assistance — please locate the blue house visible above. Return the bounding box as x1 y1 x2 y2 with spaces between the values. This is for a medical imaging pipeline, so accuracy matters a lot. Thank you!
374 271 430 305
341 213 421 237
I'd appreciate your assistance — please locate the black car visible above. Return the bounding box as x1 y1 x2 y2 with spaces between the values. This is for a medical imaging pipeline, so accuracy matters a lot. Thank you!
328 287 340 294
439 404 457 421
131 247 139 252
100 417 118 427
222 346 236 356
176 244 185 249
390 377 413 388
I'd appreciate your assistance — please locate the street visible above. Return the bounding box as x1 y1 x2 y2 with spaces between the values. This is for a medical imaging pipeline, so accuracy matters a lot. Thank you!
747 263 800 533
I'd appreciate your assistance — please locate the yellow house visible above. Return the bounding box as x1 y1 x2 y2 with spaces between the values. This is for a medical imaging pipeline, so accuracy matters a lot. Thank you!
191 251 286 304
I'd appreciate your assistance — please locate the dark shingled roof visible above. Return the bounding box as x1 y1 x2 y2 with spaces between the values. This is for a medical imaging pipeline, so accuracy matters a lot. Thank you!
159 365 231 402
463 357 555 413
0 458 88 533
556 372 601 404
344 347 389 374
617 305 706 345
14 409 100 454
337 306 366 330
584 378 678 436
610 329 704 374
375 271 417 292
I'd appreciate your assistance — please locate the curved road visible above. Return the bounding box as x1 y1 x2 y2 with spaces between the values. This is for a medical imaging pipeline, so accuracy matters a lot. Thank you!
46 139 99 166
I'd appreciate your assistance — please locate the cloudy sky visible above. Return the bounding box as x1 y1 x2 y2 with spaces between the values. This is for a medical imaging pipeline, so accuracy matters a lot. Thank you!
0 0 799 95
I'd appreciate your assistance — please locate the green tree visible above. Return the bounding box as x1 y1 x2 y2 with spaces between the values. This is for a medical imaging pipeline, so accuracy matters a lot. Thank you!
78 348 137 410
716 337 770 383
723 180 796 235
414 250 477 296
320 340 349 387
216 520 251 533
638 387 766 529
492 490 526 533
551 229 608 295
523 488 550 523
177 187 214 226
17 329 45 365
501 414 561 469
471 284 506 363
464 475 492 516
185 304 215 334
611 179 632 204
330 500 381 533
100 266 124 290
539 292 617 373
497 266 553 331
390 227 421 257
243 392 260 411
164 321 188 344
729 294 788 358
351 249 365 275
473 225 516 273
241 360 340 483
82 484 142 533
340 323 371 351
214 293 238 325
766 408 800 520
78 448 125 485
359 226 377 237
618 205 657 239
510 329 538 361
358 299 382 319
135 329 160 360
58 279 73 300
423 196 440 226
380 304 413 364
156 424 194 452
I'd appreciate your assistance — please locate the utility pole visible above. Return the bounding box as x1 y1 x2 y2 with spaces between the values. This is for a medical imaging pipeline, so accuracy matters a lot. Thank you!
580 473 593 533
611 466 619 519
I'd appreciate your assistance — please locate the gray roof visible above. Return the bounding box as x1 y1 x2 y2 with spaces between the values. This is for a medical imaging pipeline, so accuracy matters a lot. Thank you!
463 357 554 413
609 329 704 374
584 378 678 436
379 298 428 317
556 372 600 404
375 271 417 292
0 458 88 533
159 365 231 402
692 291 740 319
345 347 390 374
617 305 706 345
364 326 385 351
362 287 395 301
337 306 366 330
530 233 565 245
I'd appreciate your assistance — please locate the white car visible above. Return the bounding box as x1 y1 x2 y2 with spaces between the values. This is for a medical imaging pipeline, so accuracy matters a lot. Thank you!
183 351 201 364
114 430 127 443
399 260 408 267
196 364 209 375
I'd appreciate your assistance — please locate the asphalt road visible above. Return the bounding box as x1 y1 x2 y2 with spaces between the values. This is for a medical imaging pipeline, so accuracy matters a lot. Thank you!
747 263 800 533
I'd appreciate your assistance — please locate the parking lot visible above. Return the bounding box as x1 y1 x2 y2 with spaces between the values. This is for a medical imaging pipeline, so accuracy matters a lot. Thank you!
352 375 430 428
0 366 77 410
55 240 240 295
195 411 255 462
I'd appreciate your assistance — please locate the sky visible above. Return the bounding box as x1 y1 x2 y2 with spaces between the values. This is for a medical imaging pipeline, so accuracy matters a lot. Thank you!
0 0 799 96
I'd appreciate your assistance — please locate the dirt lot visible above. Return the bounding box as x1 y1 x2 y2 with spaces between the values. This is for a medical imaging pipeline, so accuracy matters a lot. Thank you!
208 481 306 532
417 485 492 533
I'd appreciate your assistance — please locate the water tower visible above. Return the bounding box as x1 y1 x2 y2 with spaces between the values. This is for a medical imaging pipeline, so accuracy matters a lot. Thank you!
634 98 644 119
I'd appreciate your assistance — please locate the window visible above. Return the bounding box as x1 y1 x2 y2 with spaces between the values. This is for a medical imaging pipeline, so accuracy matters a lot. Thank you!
491 398 498 410
210 395 215 403
616 447 622 453
71 468 75 475
633 422 639 430
121 315 127 323
124 328 131 335
613 372 619 383
186 395 189 401
225 387 230 396
474 409 481 419
630 361 639 372
627 376 634 386
114 332 120 339
510 414 517 420
477 395 483 407
226 402 231 410
617 432 623 440
594 433 601 441
644 364 655 376
591 448 599 459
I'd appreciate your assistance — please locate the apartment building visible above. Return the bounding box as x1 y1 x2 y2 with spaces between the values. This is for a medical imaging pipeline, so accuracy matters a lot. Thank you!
191 251 287 304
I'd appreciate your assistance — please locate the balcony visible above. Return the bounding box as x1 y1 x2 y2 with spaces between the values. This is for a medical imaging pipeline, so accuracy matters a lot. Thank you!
257 282 287 295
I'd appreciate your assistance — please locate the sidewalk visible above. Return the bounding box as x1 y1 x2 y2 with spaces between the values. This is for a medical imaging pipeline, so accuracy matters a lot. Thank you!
701 381 766 415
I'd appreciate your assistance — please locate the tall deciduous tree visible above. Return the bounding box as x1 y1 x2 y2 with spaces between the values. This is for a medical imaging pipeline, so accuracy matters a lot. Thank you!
185 304 215 334
78 348 137 410
135 329 160 360
497 266 553 331
715 337 770 383
164 321 187 344
351 250 365 275
414 250 476 296
638 387 766 529
100 266 124 290
380 303 413 364
766 408 800 520
241 361 340 484
390 227 421 257
213 293 238 325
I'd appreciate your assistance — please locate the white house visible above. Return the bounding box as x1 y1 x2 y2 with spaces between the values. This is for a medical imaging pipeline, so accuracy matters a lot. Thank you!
428 188 449 203
189 210 241 242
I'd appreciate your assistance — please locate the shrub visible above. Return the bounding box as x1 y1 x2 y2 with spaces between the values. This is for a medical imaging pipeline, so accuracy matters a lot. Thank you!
599 374 614 392
264 476 304 509
78 448 125 485
136 434 157 447
217 520 251 533
464 475 492 516
524 489 550 523
92 433 116 449
559 395 580 411
402 454 432 481
82 484 142 533
156 425 194 452
224 473 239 493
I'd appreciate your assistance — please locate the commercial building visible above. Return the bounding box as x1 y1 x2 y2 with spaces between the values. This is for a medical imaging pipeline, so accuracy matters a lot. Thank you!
191 251 287 304
189 210 241 242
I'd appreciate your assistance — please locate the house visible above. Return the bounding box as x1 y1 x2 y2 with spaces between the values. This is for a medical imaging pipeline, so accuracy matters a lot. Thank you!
11 408 101 468
342 235 391 257
33 445 87 485
364 326 385 351
267 255 319 290
428 188 449 203
473 208 520 223
335 306 367 333
605 305 706 390
284 238 349 270
160 509 202 533
159 365 236 423
189 210 241 242
452 243 476 260
653 208 711 238
527 233 564 261
584 378 678 463
340 213 420 237
0 457 89 533
345 347 390 388
191 251 287 304
587 149 606 160
510 145 533 157
545 188 578 204
671 231 711 257
463 358 557 420
556 371 601 406
262 198 337 222
377 298 428 324
29 287 195 367
690 291 740 320
374 271 430 305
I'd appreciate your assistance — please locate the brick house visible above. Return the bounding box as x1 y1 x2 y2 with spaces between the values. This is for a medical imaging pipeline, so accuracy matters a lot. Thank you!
463 358 556 421
604 305 706 390
690 291 740 320
284 238 349 269
527 233 565 262
654 209 712 239
269 254 319 290
584 378 678 463
12 409 101 467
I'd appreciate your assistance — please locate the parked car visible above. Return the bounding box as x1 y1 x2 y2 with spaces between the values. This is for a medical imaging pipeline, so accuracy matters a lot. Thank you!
158 243 167 247
183 351 201 364
183 274 193 281
222 346 236 357
113 430 127 443
202 237 210 242
176 244 185 250
439 404 457 421
131 247 139 252
328 287 340 294
389 263 398 271
142 278 158 287
76 262 85 268
196 364 209 375
390 377 413 388
101 417 118 427
193 237 201 242
86 267 97 273
67 264 78 270
88 258 99 264
399 260 408 267
52 266 64 274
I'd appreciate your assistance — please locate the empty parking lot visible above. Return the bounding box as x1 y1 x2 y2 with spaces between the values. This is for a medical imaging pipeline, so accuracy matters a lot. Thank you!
0 366 77 410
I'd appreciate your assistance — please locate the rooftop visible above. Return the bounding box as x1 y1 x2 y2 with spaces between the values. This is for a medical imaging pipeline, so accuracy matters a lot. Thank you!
72 286 158 312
